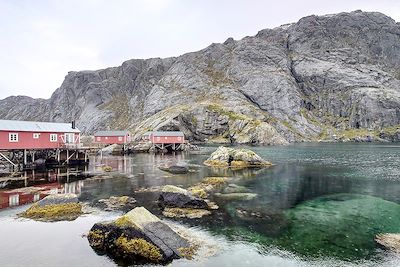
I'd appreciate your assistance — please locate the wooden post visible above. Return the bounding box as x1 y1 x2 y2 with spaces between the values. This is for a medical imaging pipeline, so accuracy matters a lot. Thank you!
57 149 60 163
84 151 88 163
23 149 27 166
66 149 69 165
32 151 35 163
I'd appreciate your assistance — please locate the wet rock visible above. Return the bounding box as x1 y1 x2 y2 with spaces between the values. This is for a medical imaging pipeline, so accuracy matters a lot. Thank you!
159 165 189 174
19 194 82 222
87 207 193 264
214 192 258 201
99 144 123 155
97 196 137 211
204 146 272 168
375 233 400 253
159 185 209 209
162 208 212 219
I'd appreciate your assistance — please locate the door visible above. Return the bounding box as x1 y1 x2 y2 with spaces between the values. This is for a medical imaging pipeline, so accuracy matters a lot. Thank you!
65 133 74 144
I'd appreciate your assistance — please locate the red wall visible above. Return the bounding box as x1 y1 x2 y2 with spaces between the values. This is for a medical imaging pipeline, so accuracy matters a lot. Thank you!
151 135 184 144
94 135 130 144
0 131 80 150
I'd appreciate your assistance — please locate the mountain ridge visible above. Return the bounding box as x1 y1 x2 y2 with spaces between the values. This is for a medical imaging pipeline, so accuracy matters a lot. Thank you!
1 10 400 144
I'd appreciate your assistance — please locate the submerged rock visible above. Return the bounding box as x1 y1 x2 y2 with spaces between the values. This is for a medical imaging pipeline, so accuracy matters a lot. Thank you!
97 196 137 211
159 185 209 209
204 146 272 168
87 207 193 264
222 184 250 194
19 193 82 222
280 194 400 259
214 192 258 201
375 233 400 253
159 165 189 174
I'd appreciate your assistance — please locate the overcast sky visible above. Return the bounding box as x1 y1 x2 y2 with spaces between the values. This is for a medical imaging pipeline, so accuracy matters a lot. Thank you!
0 0 399 99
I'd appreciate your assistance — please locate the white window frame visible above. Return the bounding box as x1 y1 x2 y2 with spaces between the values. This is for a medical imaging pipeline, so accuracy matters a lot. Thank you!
33 133 40 139
118 136 123 141
64 133 74 144
97 136 101 141
9 133 18 142
50 134 58 142
9 194 19 206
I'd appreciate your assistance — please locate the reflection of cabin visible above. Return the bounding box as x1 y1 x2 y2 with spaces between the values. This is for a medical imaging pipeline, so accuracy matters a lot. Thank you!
94 131 131 145
0 120 80 150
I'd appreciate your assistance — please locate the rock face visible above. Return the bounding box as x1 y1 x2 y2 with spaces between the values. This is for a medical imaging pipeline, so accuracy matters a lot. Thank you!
88 207 192 264
1 11 400 143
204 146 272 167
375 233 400 253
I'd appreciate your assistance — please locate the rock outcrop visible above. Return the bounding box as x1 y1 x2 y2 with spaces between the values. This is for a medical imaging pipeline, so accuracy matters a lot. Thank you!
204 146 272 168
88 207 193 264
375 233 400 253
1 11 400 143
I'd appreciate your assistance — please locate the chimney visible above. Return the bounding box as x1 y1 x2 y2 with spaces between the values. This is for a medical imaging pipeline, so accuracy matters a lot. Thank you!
72 120 76 129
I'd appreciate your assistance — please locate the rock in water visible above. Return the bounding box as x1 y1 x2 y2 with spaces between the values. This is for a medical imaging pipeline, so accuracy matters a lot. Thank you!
158 185 209 209
19 193 82 222
159 165 189 174
375 233 400 253
204 146 272 168
87 207 192 264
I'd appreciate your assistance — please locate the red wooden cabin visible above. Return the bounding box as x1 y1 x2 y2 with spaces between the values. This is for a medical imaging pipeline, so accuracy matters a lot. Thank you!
0 120 81 150
94 131 131 144
149 131 185 144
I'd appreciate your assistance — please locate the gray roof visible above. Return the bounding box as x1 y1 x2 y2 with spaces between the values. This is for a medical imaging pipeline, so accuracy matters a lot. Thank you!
0 119 80 133
94 130 130 137
151 131 184 137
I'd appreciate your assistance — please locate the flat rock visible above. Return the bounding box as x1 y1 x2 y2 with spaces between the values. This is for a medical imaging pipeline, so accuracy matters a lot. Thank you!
204 147 272 168
214 192 258 201
162 207 212 219
159 165 189 174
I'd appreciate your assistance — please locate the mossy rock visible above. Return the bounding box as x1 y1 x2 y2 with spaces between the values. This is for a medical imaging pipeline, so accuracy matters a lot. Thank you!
278 194 400 260
204 146 272 168
19 202 82 222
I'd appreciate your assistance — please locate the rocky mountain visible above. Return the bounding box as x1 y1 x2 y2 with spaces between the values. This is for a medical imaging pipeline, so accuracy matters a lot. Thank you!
1 10 400 144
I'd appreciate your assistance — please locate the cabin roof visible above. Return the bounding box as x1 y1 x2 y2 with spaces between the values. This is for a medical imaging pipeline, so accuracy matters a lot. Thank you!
94 130 130 137
0 119 80 133
151 131 184 137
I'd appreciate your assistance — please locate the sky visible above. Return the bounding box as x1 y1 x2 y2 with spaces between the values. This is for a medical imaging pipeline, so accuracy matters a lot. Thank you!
0 0 399 100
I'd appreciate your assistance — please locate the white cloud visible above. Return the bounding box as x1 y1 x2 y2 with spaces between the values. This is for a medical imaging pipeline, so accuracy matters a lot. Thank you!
0 0 399 99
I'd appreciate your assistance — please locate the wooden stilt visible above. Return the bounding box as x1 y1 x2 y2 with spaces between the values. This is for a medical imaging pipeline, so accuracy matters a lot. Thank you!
66 149 69 165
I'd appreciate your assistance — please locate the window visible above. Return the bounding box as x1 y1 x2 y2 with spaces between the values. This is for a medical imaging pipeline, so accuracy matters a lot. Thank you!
105 137 108 140
33 133 40 139
118 136 122 141
50 134 57 142
97 137 101 141
156 136 160 141
33 194 40 202
9 194 19 206
165 137 168 139
9 133 18 142
177 137 181 141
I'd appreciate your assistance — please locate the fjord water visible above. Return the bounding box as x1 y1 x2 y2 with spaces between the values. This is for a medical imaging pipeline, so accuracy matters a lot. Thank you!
0 143 400 267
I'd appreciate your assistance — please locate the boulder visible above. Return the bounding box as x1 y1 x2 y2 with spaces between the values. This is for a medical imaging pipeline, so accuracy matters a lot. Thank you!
375 233 400 253
159 165 189 174
204 146 272 168
19 193 82 222
132 141 153 152
99 144 123 155
158 185 209 209
87 207 193 264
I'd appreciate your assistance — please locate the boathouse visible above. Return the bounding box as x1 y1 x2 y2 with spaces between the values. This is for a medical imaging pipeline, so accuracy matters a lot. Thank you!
149 131 185 144
94 130 131 145
0 120 80 150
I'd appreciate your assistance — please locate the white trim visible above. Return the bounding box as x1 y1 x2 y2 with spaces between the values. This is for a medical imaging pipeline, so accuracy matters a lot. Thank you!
50 134 58 142
9 133 18 142
33 133 40 139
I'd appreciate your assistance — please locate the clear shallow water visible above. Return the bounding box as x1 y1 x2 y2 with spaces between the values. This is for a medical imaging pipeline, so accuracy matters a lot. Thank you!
0 143 400 266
